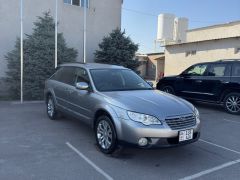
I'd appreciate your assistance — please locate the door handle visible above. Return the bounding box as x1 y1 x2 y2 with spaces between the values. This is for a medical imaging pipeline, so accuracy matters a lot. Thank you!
195 80 202 83
221 81 229 84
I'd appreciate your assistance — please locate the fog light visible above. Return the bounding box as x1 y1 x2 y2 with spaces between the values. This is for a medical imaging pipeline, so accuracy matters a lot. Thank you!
138 138 148 146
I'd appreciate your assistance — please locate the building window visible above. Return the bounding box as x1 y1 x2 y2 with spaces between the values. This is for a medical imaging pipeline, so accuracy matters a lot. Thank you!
235 47 240 54
64 0 72 4
63 0 89 8
185 50 196 57
72 0 80 6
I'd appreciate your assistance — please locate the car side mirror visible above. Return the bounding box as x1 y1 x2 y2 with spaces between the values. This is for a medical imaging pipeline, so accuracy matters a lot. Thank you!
180 73 190 78
147 81 154 87
76 82 89 90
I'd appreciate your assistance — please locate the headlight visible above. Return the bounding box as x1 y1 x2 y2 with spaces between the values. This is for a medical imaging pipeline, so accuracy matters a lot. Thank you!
194 108 200 123
127 111 162 126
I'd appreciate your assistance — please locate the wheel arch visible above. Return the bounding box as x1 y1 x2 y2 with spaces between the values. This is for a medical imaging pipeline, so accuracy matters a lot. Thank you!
94 109 112 126
157 82 174 90
45 89 57 105
93 107 122 140
45 91 52 103
220 88 240 102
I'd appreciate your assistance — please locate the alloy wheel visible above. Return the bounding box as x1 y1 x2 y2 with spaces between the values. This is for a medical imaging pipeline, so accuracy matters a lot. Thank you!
226 95 240 113
97 120 113 150
162 86 174 94
47 98 54 118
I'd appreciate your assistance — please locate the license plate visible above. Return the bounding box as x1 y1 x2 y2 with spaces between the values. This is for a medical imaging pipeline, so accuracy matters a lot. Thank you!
179 129 193 142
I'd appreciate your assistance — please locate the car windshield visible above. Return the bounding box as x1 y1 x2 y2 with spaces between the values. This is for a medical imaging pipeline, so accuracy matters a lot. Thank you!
90 69 153 92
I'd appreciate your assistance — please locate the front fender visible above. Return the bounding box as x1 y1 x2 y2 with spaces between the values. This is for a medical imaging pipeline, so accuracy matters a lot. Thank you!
44 88 57 105
93 103 123 140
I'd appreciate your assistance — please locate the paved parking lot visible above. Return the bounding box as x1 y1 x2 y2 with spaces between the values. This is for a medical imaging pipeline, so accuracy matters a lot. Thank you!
0 101 240 180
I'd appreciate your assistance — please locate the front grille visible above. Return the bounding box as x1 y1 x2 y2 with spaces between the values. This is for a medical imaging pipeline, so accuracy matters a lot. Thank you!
165 114 196 130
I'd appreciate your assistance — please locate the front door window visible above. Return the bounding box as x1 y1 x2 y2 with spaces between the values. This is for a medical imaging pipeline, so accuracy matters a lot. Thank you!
184 64 207 76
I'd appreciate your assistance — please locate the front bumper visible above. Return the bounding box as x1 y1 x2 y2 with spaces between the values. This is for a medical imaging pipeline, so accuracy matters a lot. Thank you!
119 132 200 148
116 117 201 148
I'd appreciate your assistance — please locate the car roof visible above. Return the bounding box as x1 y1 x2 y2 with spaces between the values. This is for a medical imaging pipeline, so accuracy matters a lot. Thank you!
194 59 240 66
59 63 128 70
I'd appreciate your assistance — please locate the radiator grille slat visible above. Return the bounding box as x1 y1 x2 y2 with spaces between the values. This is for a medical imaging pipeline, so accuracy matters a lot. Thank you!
165 114 196 130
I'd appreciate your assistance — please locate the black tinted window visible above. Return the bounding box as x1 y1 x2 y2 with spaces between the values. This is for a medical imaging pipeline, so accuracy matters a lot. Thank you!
184 64 207 76
208 64 230 77
232 64 240 76
51 68 62 81
52 67 76 85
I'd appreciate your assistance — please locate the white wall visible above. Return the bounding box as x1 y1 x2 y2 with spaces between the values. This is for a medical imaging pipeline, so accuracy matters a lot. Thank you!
187 22 240 43
0 0 122 78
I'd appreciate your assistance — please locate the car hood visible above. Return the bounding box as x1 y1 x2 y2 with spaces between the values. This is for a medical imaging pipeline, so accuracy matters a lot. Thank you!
100 90 194 119
161 75 178 80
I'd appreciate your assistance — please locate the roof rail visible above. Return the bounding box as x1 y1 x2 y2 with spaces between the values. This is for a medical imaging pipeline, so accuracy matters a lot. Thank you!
216 59 240 62
75 62 85 64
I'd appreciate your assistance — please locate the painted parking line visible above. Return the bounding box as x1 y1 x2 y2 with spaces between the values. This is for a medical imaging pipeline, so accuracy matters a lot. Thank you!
179 139 240 179
199 139 240 155
66 142 114 180
11 101 44 105
179 159 240 180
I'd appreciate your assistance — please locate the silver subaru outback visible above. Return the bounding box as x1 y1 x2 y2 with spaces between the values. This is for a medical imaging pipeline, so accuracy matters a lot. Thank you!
44 63 200 154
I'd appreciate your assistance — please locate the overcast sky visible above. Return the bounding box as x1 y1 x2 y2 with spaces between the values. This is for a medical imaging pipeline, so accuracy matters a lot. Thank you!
121 0 240 54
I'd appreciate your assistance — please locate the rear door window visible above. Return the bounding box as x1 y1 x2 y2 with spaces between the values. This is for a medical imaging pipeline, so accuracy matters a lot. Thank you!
232 64 240 76
51 67 62 81
52 67 76 86
207 63 230 77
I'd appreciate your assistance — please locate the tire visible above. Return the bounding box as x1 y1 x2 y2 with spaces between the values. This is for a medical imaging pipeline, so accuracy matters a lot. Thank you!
95 115 117 154
224 93 240 115
161 85 175 95
47 95 58 120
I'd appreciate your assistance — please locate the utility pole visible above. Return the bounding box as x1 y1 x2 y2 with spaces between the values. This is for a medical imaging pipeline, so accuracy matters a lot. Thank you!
20 0 23 103
55 0 58 68
83 0 87 63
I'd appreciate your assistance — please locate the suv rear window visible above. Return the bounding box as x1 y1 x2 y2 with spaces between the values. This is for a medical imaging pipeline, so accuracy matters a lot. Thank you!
208 64 230 77
232 64 240 76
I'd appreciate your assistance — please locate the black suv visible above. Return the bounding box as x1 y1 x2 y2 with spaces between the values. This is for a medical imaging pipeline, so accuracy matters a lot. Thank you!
157 60 240 114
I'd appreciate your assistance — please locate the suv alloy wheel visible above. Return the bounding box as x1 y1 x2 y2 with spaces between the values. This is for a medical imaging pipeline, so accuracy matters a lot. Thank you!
224 93 240 115
161 85 175 95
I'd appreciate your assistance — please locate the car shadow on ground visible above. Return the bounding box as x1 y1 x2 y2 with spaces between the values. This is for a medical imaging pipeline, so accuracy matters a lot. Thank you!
190 101 224 113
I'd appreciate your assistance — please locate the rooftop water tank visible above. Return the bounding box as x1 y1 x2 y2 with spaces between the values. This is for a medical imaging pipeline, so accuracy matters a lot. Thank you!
174 17 189 43
157 14 175 42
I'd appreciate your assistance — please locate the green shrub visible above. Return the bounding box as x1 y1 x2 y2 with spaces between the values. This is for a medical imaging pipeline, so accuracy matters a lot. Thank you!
5 12 77 100
95 29 140 72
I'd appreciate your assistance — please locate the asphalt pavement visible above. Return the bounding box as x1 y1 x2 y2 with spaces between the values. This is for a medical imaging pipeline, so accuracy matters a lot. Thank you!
0 101 239 180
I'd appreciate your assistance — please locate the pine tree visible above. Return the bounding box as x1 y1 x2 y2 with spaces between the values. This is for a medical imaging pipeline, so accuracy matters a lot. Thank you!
5 12 77 100
95 29 139 71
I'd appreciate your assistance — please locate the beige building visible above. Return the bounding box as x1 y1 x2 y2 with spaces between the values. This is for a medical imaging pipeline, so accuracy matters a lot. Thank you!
165 21 240 76
136 53 165 80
